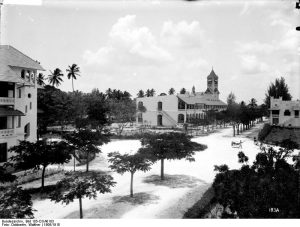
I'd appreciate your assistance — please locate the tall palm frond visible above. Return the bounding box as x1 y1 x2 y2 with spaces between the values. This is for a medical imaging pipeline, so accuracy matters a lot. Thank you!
48 68 64 87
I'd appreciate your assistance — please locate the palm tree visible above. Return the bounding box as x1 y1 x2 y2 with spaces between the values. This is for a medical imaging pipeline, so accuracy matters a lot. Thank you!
66 64 80 92
37 73 45 86
168 88 175 95
149 88 156 97
48 68 64 87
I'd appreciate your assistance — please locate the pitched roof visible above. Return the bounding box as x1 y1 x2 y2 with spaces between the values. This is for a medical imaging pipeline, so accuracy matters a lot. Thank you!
177 94 227 106
207 69 218 79
0 45 44 83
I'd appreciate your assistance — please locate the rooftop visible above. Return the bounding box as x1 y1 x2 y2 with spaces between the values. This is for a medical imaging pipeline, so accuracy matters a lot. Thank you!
0 45 44 83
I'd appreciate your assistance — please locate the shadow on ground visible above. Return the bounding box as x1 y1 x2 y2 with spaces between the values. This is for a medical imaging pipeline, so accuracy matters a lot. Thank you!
143 174 205 188
65 192 159 219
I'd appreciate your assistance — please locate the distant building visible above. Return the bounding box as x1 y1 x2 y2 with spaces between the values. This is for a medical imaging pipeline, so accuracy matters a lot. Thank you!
0 45 44 163
269 96 300 128
136 69 227 127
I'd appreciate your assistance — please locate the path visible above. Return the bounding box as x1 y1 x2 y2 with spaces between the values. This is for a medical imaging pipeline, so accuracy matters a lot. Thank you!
32 123 264 219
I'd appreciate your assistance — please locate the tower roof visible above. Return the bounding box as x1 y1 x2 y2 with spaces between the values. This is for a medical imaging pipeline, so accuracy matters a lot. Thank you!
207 68 218 79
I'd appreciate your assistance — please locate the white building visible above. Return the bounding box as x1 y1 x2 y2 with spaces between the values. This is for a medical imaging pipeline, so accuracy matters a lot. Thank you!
269 96 300 128
136 69 227 127
0 45 44 163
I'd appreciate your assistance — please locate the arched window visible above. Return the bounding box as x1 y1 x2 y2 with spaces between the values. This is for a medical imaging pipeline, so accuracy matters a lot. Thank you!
21 70 25 79
284 110 291 116
178 114 184 123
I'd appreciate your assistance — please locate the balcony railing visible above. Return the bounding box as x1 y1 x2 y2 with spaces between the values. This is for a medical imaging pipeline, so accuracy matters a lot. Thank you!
0 129 15 138
0 97 15 105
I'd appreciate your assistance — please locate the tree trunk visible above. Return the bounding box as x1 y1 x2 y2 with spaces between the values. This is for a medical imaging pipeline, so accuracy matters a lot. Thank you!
73 150 76 172
237 124 239 135
72 77 74 92
233 124 235 137
86 152 89 172
161 158 165 180
41 166 46 189
79 196 83 219
130 172 134 197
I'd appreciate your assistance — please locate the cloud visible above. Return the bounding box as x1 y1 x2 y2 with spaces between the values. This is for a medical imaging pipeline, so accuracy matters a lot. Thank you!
236 41 275 54
160 20 206 49
240 54 269 74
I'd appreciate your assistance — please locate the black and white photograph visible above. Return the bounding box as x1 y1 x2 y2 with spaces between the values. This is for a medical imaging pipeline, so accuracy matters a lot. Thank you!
0 0 300 221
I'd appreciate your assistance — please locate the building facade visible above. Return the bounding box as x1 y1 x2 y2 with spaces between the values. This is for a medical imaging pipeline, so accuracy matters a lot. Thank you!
269 96 300 128
0 45 44 163
136 69 227 127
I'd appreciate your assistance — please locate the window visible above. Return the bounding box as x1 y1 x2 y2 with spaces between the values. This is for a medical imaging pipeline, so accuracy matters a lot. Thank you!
295 110 299 118
0 143 7 162
157 101 162 111
24 123 30 139
178 114 184 123
30 102 32 110
272 110 279 115
28 93 31 98
21 70 25 79
284 110 291 116
18 89 21 98
137 113 143 123
25 105 28 113
178 100 185 109
17 116 21 128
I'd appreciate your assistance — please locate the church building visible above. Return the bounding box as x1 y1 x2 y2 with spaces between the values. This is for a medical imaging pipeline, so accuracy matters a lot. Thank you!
136 69 227 127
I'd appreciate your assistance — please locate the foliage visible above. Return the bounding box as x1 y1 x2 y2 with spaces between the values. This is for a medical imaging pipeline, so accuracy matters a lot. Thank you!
108 99 136 135
9 140 72 188
108 152 152 197
50 171 115 218
0 165 16 183
180 88 186 94
258 123 272 141
0 186 34 219
140 132 207 179
213 142 300 218
48 68 64 87
168 88 175 95
36 73 46 86
137 90 145 98
63 129 110 172
264 77 292 108
227 92 236 105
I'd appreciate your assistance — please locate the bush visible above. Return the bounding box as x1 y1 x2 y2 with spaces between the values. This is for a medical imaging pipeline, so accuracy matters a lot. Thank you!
258 123 272 141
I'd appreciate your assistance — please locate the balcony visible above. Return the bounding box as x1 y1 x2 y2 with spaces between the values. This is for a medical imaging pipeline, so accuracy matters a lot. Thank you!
0 97 15 105
0 129 15 138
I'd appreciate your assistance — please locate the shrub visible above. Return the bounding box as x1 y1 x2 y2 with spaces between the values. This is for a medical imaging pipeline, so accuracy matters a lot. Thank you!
258 123 272 141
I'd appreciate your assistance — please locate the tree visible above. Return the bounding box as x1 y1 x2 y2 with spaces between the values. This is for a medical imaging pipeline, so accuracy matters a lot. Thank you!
168 88 175 95
36 73 45 86
9 141 72 189
137 90 145 98
227 92 236 105
264 77 292 108
180 88 186 94
149 88 156 97
50 172 115 219
140 132 207 180
48 68 64 87
108 99 136 136
108 152 152 197
145 89 151 97
213 142 300 218
64 129 110 172
0 186 34 219
66 64 80 92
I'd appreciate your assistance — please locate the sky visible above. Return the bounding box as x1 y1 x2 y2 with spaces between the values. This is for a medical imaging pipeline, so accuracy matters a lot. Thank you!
1 0 300 104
